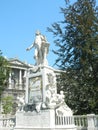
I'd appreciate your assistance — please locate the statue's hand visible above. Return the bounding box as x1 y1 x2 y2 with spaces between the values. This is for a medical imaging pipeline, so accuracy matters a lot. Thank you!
26 48 29 51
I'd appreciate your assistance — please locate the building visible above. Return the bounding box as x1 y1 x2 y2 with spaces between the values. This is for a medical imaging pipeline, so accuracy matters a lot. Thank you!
0 57 63 115
0 58 33 115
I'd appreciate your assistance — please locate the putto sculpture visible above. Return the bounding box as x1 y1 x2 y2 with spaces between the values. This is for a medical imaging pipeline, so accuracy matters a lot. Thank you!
26 30 49 65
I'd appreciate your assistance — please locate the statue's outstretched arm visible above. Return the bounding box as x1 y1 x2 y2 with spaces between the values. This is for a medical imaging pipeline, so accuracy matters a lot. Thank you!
26 43 34 51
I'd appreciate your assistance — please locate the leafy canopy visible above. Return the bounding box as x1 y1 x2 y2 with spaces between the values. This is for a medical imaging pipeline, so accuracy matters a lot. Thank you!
2 96 13 114
0 50 10 99
48 0 98 114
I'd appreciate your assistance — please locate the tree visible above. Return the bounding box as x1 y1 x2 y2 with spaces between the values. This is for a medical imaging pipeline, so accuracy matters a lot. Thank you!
0 50 10 100
2 96 13 115
48 0 98 114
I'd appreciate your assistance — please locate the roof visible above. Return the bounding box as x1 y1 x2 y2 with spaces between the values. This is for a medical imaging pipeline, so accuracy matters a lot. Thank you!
8 58 33 69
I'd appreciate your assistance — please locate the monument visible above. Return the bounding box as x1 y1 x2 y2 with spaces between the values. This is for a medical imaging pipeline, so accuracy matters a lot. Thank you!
14 31 77 130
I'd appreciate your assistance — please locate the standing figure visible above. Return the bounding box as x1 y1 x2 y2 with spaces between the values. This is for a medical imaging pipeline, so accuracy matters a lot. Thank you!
26 30 49 65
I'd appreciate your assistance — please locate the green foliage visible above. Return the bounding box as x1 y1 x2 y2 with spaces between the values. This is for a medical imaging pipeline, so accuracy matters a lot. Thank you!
48 0 98 114
2 96 13 114
0 50 10 99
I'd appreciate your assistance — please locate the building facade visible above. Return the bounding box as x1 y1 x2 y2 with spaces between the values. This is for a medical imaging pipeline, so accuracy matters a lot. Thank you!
0 58 33 115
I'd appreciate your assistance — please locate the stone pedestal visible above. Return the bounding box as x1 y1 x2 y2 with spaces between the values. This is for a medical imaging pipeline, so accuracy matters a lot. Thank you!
14 109 76 130
14 65 77 130
25 65 57 105
14 109 55 130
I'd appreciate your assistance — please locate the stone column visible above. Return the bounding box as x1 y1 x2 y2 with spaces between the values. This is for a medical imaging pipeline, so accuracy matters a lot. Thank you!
25 70 29 103
23 70 26 89
9 72 12 89
23 70 26 78
19 70 22 89
87 114 95 130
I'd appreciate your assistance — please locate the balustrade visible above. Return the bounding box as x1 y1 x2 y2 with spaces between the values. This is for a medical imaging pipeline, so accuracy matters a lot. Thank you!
55 115 74 126
0 114 98 130
0 117 15 128
74 115 87 127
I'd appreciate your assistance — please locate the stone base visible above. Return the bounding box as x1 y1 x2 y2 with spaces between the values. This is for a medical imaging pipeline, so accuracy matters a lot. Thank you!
14 109 55 130
14 128 76 130
14 128 77 130
14 109 77 130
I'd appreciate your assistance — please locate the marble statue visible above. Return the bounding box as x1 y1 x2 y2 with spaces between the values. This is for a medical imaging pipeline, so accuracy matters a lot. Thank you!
56 102 73 116
26 30 49 65
14 30 76 130
46 89 66 108
17 95 25 111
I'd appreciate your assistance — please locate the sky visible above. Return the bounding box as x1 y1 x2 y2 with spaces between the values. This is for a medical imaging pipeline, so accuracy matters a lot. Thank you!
0 0 85 67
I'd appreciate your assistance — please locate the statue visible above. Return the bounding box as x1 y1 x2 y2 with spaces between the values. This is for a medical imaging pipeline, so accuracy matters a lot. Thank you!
45 85 66 108
26 30 49 65
17 95 25 111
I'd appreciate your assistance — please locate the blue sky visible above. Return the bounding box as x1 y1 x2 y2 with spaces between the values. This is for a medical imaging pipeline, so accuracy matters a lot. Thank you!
0 0 69 67
2 0 97 67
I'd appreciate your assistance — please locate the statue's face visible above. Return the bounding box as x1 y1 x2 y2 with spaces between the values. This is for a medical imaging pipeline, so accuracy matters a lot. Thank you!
36 30 40 35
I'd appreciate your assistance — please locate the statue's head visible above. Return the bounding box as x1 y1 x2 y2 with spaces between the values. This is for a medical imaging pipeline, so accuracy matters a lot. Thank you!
60 90 64 95
36 30 41 35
